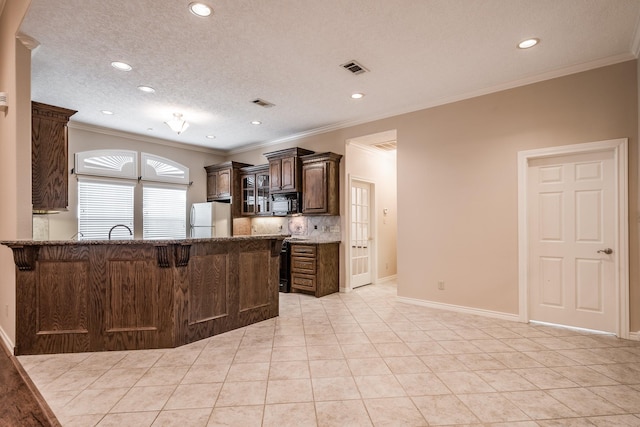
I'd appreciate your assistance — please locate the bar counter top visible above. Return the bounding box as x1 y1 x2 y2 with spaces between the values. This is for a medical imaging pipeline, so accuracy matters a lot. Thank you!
0 234 286 246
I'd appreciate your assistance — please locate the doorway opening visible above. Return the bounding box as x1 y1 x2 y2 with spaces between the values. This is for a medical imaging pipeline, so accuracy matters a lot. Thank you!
345 130 397 292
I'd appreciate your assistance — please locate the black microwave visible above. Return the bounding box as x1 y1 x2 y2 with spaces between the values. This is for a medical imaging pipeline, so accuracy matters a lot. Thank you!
272 193 301 216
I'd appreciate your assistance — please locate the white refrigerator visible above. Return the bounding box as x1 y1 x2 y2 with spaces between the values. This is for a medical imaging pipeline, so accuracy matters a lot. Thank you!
190 202 231 238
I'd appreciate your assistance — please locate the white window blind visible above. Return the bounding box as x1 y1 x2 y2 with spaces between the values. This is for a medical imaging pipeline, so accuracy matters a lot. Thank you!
78 180 134 240
143 185 186 240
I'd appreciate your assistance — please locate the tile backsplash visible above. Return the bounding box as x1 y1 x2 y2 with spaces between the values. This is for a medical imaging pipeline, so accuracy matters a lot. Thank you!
250 216 341 240
32 215 50 240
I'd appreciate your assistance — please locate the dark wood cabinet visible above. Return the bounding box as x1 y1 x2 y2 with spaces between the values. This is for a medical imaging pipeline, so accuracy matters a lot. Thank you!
301 152 343 215
264 147 314 194
240 165 270 216
205 161 251 217
290 242 339 297
31 102 77 212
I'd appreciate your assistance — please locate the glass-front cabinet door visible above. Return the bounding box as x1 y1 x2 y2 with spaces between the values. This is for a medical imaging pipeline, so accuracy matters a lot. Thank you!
256 172 270 214
241 174 256 215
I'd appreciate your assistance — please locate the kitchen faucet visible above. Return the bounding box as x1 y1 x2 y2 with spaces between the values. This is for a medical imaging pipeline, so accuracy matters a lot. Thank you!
108 224 132 240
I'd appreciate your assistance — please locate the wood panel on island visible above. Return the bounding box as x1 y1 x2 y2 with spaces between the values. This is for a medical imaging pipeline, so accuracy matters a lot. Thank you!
1 237 284 355
31 101 77 213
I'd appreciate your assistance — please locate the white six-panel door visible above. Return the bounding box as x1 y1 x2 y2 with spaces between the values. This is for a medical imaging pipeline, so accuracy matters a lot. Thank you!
528 150 616 333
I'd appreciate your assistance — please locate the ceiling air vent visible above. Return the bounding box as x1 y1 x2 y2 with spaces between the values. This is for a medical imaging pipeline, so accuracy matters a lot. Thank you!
341 60 368 75
372 141 397 152
252 98 275 108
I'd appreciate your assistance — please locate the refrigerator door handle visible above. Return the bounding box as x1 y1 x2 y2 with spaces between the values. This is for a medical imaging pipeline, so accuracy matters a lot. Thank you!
190 205 195 226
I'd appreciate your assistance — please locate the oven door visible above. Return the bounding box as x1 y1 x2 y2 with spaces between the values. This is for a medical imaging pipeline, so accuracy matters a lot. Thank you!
279 241 290 292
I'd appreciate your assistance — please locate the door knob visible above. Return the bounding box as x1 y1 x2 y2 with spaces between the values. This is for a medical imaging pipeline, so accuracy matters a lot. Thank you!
597 248 613 255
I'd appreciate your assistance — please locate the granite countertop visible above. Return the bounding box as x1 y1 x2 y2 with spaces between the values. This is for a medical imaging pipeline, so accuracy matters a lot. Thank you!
285 236 342 244
0 234 288 247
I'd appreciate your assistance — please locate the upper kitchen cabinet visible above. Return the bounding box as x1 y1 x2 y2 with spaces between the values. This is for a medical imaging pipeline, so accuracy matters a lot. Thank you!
240 164 270 216
301 152 343 215
205 161 251 216
31 101 77 212
264 147 314 194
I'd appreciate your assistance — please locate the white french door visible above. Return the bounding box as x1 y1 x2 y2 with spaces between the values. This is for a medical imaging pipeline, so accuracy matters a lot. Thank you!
350 180 373 288
528 150 617 333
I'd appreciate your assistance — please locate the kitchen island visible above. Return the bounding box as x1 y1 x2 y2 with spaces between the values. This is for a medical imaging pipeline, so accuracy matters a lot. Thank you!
1 236 285 355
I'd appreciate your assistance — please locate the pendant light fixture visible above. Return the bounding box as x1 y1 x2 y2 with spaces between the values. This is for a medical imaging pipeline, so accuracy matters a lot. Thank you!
165 113 189 134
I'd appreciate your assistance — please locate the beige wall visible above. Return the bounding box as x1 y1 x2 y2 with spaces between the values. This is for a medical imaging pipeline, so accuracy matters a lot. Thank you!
396 60 638 328
0 0 31 349
46 127 225 240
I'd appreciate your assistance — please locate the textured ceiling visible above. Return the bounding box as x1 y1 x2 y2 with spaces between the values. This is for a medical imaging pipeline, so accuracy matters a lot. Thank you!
20 0 640 153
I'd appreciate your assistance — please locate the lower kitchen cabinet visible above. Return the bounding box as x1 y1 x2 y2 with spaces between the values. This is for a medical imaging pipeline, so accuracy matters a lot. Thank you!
290 242 339 297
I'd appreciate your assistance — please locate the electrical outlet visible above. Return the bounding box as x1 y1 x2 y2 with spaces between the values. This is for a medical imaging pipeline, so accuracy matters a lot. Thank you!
438 281 445 290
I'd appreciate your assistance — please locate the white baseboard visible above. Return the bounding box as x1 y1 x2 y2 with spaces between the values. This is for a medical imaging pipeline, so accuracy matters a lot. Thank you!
630 331 640 341
396 296 521 323
0 326 15 355
376 275 397 285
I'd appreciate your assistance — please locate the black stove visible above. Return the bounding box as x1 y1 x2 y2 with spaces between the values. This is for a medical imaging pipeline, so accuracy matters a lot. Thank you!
279 240 290 292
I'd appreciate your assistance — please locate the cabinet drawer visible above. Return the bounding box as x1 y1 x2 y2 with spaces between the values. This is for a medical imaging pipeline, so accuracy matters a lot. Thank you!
290 244 316 257
291 273 316 291
291 257 316 274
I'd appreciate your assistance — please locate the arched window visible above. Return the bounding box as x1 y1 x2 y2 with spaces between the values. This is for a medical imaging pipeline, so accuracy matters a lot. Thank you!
74 150 189 240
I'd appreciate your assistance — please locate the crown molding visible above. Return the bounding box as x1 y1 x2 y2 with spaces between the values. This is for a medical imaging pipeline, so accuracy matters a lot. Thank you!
64 53 637 158
68 121 226 155
16 32 40 50
229 53 636 156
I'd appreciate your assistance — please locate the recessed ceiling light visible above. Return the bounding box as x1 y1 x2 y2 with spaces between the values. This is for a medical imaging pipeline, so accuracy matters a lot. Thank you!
351 93 365 99
206 135 216 139
101 110 114 115
251 120 262 125
111 61 132 71
517 38 540 49
189 2 212 17
137 85 155 93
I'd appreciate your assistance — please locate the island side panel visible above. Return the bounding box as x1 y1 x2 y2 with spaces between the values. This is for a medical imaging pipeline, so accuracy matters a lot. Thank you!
98 244 174 351
16 245 92 354
174 241 232 346
175 239 280 346
236 239 280 326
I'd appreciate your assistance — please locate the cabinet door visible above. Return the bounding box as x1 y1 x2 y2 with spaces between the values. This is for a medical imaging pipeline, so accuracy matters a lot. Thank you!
269 160 282 191
241 174 256 215
206 172 217 201
32 117 69 210
281 157 297 191
302 162 328 214
217 168 232 197
291 273 316 291
256 173 270 214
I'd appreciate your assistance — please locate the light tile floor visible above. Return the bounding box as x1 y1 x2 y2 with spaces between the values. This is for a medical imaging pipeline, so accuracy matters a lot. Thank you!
18 282 640 426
